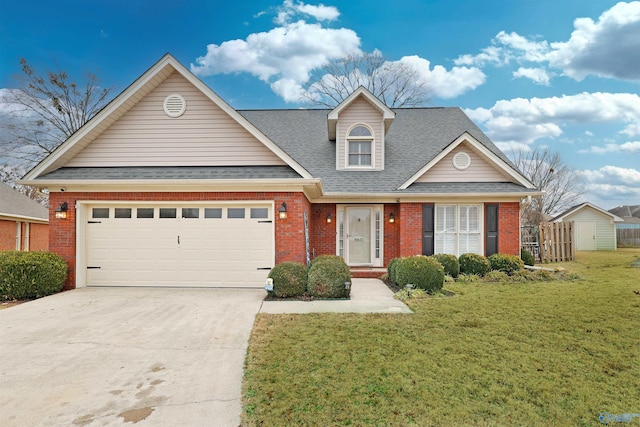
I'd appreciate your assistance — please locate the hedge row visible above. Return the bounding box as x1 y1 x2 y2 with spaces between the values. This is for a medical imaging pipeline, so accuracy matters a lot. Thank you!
388 252 526 289
0 251 68 301
268 255 351 299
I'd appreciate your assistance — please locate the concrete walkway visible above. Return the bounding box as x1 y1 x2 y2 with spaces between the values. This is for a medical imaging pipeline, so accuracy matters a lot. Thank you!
259 278 412 314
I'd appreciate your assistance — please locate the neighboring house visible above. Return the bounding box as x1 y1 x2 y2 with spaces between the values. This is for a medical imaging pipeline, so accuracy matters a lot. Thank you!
608 205 640 247
0 183 48 251
553 202 623 251
20 54 540 290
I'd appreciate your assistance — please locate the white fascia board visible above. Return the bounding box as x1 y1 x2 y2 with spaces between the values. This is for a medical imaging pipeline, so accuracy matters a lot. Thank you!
327 86 395 140
0 213 48 223
398 132 536 190
554 202 624 222
313 190 541 204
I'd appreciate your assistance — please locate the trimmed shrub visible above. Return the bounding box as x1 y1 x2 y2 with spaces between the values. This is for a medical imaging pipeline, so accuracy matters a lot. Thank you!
457 273 481 283
268 262 308 298
521 248 535 266
307 255 351 298
0 251 67 300
488 253 525 275
431 254 460 278
395 256 444 293
387 257 401 284
483 270 510 283
459 253 491 276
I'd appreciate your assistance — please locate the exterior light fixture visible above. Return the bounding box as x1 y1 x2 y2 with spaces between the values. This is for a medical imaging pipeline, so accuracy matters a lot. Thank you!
389 212 395 223
327 212 332 223
55 202 69 219
278 202 288 220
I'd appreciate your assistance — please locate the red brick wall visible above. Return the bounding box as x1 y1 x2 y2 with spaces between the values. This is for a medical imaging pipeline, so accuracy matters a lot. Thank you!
29 223 49 251
497 202 521 256
0 220 16 250
399 203 422 257
309 204 336 260
384 204 400 264
49 191 310 289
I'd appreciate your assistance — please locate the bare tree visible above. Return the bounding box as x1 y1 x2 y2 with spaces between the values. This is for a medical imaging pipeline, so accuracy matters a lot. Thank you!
0 58 113 166
301 51 430 108
511 146 585 225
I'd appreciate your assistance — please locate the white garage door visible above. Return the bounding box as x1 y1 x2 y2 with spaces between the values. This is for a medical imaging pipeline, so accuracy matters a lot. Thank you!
85 203 274 288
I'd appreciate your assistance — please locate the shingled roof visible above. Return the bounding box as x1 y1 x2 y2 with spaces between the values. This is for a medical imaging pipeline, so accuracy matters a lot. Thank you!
0 183 48 222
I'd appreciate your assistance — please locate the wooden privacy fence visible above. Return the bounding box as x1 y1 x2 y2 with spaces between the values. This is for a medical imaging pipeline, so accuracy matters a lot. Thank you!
617 228 640 248
538 221 574 262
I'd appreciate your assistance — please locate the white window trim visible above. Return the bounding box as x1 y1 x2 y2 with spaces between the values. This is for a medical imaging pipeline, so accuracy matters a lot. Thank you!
345 124 375 169
434 203 484 256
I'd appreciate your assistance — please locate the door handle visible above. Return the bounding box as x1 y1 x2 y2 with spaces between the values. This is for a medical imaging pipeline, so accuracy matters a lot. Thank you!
177 235 180 245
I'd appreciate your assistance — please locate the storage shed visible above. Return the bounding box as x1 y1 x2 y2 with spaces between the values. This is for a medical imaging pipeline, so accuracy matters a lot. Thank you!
553 202 623 251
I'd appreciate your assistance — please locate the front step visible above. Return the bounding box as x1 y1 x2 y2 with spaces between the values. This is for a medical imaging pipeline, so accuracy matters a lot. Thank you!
350 267 387 279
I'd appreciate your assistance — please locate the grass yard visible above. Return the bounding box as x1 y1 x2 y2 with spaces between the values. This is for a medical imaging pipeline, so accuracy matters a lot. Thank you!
242 250 640 426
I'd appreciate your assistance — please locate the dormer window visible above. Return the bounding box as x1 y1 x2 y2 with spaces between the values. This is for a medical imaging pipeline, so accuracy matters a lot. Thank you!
347 125 373 167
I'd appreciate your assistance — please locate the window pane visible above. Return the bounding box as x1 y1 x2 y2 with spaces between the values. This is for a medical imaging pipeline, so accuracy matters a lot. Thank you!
204 208 222 219
228 208 245 219
159 208 177 218
250 208 269 219
137 208 154 219
349 125 372 137
92 208 109 219
114 208 131 219
181 208 199 219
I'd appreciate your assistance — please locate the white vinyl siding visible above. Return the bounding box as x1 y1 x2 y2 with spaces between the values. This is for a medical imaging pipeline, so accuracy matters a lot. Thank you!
66 72 285 167
435 204 482 256
561 206 617 250
417 142 510 183
337 97 384 170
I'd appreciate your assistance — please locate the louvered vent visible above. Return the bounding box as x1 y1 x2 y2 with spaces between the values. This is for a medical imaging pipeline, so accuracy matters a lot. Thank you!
163 94 186 117
452 152 471 170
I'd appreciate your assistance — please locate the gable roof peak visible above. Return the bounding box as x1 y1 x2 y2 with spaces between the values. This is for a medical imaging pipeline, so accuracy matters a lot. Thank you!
327 86 395 141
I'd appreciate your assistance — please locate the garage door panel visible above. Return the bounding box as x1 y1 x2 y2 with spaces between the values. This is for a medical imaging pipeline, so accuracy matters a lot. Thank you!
85 203 273 288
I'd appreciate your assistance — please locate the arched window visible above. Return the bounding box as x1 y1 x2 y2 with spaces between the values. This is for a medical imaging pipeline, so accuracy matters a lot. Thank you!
347 125 373 167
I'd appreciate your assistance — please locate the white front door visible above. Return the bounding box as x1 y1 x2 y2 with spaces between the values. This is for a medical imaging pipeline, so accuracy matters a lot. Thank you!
338 205 383 267
347 207 372 264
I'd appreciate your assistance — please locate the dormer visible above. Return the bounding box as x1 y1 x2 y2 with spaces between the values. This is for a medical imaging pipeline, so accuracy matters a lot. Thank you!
328 87 395 171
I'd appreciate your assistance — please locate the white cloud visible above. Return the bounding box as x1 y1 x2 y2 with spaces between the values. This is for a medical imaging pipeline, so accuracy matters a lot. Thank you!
585 130 594 137
466 92 640 146
513 67 552 86
455 2 640 84
274 0 340 25
396 56 486 99
548 1 640 81
579 141 640 154
577 165 640 208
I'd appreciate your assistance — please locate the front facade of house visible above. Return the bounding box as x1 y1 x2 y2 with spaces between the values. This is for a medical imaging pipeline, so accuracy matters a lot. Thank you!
22 54 538 289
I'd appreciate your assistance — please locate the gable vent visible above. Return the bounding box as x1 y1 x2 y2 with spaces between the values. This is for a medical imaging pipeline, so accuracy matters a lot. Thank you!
163 94 187 117
452 152 471 170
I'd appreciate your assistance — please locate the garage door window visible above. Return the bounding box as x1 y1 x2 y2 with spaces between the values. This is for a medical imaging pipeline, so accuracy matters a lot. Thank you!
115 208 132 219
204 208 222 219
182 208 199 219
251 208 268 219
228 208 245 219
137 208 154 219
92 208 109 219
159 208 177 219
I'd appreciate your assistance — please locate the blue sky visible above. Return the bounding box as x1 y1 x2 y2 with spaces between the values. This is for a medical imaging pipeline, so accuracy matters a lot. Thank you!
1 0 639 210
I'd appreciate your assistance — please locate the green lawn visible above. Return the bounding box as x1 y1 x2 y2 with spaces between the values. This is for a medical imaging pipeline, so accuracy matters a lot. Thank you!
242 250 640 426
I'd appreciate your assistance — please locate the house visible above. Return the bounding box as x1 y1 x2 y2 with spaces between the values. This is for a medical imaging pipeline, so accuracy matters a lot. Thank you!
0 183 48 251
20 54 540 290
608 205 640 247
553 202 623 251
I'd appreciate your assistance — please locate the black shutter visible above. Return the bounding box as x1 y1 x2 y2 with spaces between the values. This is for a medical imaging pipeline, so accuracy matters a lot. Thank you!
485 204 499 256
422 204 434 256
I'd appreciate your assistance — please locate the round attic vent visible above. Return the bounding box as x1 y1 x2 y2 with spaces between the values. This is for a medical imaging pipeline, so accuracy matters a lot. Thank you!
452 152 471 170
163 94 186 117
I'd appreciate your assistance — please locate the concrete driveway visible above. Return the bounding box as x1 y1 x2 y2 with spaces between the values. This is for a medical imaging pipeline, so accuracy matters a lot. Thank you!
0 287 265 427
